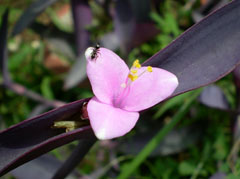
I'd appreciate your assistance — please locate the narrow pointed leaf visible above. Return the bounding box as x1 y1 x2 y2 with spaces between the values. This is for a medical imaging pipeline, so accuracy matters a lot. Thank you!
10 154 79 179
114 0 135 54
0 9 10 82
63 0 92 89
12 0 58 36
64 54 87 90
119 124 202 156
71 0 92 55
143 0 240 98
199 85 230 110
0 99 95 176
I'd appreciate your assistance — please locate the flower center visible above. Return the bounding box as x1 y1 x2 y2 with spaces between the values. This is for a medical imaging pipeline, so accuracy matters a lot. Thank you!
114 59 153 108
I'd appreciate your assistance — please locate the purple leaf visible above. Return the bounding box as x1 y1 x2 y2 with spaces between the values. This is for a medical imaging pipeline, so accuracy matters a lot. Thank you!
63 0 92 90
119 124 202 156
10 154 79 179
28 104 50 118
209 172 226 179
0 9 10 83
192 0 229 23
63 54 87 90
143 0 240 98
0 99 95 176
101 23 159 52
131 23 159 48
198 85 230 110
46 38 76 61
1 0 240 176
130 0 151 22
100 32 120 51
12 0 59 36
114 0 135 55
113 0 159 55
233 65 240 91
71 0 92 56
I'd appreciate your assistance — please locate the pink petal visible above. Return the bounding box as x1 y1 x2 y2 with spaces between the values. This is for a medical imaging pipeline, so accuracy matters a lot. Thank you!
121 67 178 111
87 97 139 140
85 47 129 105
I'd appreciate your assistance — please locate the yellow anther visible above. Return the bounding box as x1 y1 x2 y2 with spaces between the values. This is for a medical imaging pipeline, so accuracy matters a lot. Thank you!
128 74 138 81
132 75 138 81
133 59 139 65
147 66 153 72
130 69 138 74
135 63 141 68
133 59 141 69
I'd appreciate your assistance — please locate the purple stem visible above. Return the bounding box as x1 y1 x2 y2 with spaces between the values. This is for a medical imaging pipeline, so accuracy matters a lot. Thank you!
3 82 65 108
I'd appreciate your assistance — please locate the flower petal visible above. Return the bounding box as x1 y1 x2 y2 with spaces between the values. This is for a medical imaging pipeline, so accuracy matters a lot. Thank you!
87 97 139 140
121 67 178 111
85 47 129 105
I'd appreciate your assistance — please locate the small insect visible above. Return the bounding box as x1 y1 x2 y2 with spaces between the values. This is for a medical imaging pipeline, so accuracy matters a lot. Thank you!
91 44 100 60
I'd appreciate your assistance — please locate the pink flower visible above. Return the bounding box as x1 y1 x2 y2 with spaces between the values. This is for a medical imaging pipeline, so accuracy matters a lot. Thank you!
85 47 178 140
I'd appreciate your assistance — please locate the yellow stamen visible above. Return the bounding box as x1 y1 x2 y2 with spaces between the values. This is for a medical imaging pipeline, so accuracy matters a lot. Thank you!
128 74 138 81
133 59 139 65
136 63 141 68
133 59 141 68
130 69 138 74
147 66 153 72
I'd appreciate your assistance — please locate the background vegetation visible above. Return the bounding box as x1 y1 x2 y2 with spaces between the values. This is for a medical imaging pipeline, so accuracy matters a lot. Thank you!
0 0 239 178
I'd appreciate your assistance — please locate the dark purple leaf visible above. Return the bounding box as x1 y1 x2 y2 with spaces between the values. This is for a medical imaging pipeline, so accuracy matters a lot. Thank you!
46 38 76 61
143 0 240 98
28 104 50 119
63 54 87 90
114 0 135 55
0 9 10 83
113 0 159 55
100 32 120 51
71 0 92 56
10 154 79 179
192 0 229 23
152 0 161 13
198 85 230 110
233 65 240 91
101 23 159 52
119 123 202 156
0 99 95 176
130 0 151 22
131 23 159 48
1 0 240 176
63 0 92 90
209 172 226 179
12 0 59 36
233 65 240 141
0 116 6 131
